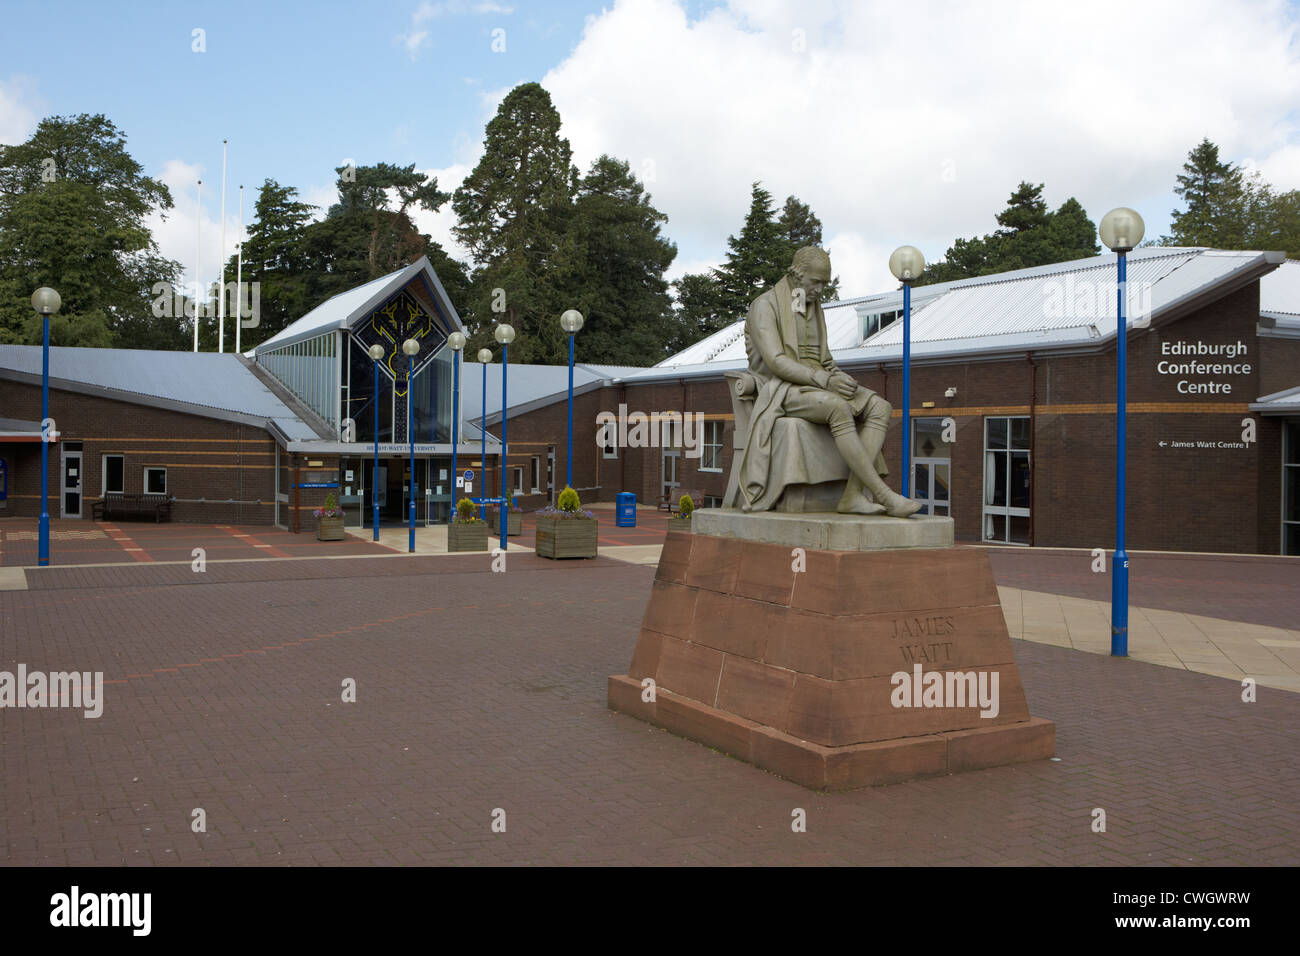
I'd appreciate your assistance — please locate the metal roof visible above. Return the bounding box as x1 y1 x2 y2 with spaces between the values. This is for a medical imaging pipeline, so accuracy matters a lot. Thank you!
0 345 317 438
254 256 465 353
653 248 1285 371
1260 258 1300 320
468 362 647 425
1250 384 1300 415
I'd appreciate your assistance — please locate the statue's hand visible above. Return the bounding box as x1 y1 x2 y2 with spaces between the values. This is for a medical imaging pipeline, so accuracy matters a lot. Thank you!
830 370 858 398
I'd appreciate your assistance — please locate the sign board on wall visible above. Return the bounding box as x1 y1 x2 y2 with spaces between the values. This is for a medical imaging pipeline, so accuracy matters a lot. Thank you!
1156 339 1252 396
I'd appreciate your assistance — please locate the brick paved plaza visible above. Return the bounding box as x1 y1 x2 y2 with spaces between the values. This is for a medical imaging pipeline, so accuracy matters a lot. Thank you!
1 536 1297 866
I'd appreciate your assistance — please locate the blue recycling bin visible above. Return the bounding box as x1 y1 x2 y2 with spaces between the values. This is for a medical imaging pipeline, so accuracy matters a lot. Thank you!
615 492 636 527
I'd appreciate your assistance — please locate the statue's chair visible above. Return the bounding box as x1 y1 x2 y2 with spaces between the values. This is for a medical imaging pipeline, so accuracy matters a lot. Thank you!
722 370 856 513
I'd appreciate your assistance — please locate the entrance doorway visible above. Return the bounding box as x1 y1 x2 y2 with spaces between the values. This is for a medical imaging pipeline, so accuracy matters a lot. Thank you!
61 443 83 518
662 447 680 503
911 418 952 517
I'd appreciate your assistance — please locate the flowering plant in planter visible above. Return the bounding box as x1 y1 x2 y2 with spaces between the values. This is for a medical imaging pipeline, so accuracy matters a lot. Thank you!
669 493 695 533
313 492 344 520
449 497 489 551
535 486 597 558
497 495 523 535
315 492 346 541
453 497 485 524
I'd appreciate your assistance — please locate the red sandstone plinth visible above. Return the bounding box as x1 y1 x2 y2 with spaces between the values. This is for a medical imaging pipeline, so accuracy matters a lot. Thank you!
608 530 1055 790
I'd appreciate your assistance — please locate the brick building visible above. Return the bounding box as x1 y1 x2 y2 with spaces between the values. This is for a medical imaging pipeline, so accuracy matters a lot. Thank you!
490 248 1300 556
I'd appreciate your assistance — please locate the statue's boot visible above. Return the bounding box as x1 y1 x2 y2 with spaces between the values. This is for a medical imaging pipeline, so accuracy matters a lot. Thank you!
836 473 884 514
832 422 922 518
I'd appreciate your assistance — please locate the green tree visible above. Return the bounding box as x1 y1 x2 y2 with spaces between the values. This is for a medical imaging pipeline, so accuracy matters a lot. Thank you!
673 183 840 341
916 182 1098 285
452 83 577 363
0 113 182 348
552 155 678 364
222 178 317 348
1163 138 1247 247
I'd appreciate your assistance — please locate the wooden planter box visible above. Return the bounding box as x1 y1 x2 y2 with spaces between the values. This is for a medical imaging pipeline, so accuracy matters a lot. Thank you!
668 516 693 534
497 510 522 536
316 516 346 541
448 521 490 552
535 515 598 559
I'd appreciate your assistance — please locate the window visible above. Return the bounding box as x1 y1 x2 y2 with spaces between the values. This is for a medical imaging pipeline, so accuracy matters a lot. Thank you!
982 417 1030 544
601 423 618 459
703 495 723 508
530 456 540 493
860 309 900 342
512 466 525 496
103 455 124 495
144 467 167 496
700 421 725 472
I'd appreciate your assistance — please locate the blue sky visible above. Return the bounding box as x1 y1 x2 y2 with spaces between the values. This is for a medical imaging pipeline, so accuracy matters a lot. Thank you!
3 0 1299 303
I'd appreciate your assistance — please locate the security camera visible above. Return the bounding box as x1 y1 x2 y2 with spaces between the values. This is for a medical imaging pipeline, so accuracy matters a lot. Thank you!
944 387 957 398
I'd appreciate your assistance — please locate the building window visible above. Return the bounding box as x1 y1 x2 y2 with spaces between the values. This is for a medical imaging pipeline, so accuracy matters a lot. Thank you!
512 466 525 496
530 456 540 493
144 467 167 496
103 455 124 495
982 417 1030 544
703 495 723 508
602 423 618 459
700 421 724 472
860 309 900 342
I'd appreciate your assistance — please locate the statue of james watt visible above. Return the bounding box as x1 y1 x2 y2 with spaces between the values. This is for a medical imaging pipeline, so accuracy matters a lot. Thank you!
735 246 921 518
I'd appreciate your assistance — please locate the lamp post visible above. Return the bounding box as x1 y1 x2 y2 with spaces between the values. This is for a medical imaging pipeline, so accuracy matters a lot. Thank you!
402 338 421 553
494 324 516 552
888 246 925 498
31 287 60 567
560 309 584 489
368 343 385 541
1099 207 1145 658
447 332 466 524
477 347 492 522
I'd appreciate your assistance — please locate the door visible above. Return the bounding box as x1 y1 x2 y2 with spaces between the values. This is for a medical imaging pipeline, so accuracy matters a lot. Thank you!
61 448 83 518
662 448 680 503
910 418 952 517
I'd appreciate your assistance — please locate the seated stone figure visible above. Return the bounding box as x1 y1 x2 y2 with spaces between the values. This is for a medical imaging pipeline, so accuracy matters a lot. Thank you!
725 246 920 517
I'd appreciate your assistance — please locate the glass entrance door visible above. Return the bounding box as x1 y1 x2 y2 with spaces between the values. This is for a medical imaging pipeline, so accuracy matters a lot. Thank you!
911 418 952 517
983 417 1031 544
662 448 680 504
61 448 82 518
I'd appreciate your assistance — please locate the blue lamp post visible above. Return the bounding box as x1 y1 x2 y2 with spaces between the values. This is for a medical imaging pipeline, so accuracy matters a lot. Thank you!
476 347 492 522
446 332 466 524
402 337 421 553
888 247 925 497
31 287 60 567
560 310 584 489
494 323 516 552
367 343 385 541
1099 207 1145 658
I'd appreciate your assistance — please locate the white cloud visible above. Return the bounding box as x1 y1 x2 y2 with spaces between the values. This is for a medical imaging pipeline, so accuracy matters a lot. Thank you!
540 0 1300 295
0 75 40 147
399 0 515 59
146 159 250 313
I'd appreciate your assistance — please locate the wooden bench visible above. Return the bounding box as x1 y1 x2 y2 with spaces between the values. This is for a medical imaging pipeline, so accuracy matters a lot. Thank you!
92 493 173 523
660 488 705 515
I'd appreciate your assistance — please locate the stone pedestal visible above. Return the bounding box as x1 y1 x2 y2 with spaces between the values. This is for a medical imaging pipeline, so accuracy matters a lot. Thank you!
607 512 1054 790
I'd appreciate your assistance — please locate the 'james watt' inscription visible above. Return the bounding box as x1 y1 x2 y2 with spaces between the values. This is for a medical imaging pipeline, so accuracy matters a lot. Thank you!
894 615 957 664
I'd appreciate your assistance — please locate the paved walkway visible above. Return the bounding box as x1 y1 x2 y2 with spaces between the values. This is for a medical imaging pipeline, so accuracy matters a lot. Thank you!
1 551 1296 865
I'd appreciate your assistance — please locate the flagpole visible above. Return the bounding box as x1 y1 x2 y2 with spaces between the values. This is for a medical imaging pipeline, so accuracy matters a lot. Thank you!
236 184 244 355
218 139 227 353
193 179 202 352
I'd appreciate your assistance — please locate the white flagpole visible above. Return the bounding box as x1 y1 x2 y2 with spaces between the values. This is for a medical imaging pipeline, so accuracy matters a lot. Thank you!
193 179 202 352
236 184 244 355
218 139 227 353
